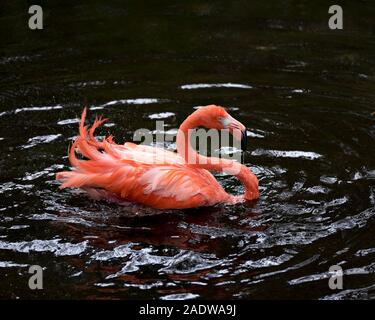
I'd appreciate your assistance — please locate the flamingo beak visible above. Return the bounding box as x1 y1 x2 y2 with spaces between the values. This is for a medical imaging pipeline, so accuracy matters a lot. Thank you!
221 114 248 151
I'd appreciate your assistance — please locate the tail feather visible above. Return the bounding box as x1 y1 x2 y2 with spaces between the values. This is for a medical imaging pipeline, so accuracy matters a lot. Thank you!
67 139 81 169
56 107 121 190
79 107 88 139
88 115 108 147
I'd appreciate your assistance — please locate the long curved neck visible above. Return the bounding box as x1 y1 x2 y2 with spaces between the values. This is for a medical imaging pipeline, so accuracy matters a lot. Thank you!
176 112 259 200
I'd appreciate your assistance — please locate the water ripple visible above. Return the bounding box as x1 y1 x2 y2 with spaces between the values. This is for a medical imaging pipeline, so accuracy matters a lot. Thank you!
21 134 62 149
251 149 323 160
160 293 200 300
91 98 167 110
148 112 175 119
0 239 88 256
180 83 252 89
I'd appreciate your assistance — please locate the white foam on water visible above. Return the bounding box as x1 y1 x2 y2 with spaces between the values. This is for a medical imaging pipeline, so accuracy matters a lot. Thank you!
0 239 89 256
0 261 29 268
14 105 63 113
101 98 163 107
57 118 80 125
251 149 323 160
180 83 252 89
22 134 62 149
160 293 200 300
148 112 175 119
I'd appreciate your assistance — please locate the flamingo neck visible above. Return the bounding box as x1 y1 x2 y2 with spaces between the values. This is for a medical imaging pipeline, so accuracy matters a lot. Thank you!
176 112 259 200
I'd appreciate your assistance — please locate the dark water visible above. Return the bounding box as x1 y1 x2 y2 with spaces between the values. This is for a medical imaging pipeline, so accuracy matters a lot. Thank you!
1 0 375 299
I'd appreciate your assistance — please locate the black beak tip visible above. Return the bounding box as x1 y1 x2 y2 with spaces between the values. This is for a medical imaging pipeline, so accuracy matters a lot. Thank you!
241 129 248 151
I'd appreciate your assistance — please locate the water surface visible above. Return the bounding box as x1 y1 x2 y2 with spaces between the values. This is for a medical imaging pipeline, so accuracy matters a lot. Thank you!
1 0 375 299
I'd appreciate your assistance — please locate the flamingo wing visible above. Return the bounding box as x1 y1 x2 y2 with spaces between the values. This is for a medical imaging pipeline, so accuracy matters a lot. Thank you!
115 142 186 165
137 165 228 209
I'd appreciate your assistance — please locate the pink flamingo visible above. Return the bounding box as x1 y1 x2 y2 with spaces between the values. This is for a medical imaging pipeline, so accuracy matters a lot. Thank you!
56 105 259 209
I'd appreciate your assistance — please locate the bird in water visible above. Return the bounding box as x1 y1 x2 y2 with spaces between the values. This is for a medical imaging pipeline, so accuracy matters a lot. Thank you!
56 105 259 209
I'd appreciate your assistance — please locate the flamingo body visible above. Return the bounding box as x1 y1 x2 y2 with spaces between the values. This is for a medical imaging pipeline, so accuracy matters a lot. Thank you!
56 106 259 209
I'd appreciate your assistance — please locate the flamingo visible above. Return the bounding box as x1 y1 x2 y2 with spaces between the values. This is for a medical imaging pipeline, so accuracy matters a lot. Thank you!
56 105 259 209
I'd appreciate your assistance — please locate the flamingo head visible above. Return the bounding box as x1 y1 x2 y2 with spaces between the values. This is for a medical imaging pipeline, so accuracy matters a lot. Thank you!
195 105 248 150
